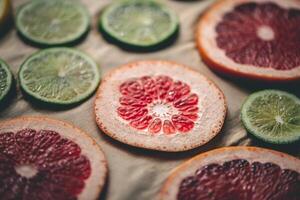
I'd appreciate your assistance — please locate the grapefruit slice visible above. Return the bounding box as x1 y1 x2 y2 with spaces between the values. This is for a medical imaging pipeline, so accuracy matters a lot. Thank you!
94 61 226 152
0 117 107 200
159 146 300 200
196 0 300 82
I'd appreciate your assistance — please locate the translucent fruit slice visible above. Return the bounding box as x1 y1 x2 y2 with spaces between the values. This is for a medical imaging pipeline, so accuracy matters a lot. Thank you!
100 0 178 48
159 147 300 200
19 48 100 105
241 90 300 144
16 0 90 46
0 0 11 28
0 116 107 200
196 0 300 81
94 61 227 152
0 59 12 103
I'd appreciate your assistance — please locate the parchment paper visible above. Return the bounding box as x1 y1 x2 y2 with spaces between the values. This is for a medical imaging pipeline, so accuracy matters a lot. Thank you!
0 0 299 200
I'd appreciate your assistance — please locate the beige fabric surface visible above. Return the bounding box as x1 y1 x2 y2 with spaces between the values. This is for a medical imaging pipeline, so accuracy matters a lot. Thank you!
0 0 299 200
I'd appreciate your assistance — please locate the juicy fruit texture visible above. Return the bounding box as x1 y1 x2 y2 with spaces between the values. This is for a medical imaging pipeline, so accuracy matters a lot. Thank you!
16 0 89 45
19 48 100 105
101 0 178 47
118 76 199 134
0 129 91 200
241 90 300 144
216 2 300 70
178 159 300 200
0 60 12 102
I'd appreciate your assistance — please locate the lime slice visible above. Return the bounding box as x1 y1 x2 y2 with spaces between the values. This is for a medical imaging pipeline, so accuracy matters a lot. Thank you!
16 0 90 46
0 59 12 103
241 90 300 144
19 48 100 105
100 0 178 48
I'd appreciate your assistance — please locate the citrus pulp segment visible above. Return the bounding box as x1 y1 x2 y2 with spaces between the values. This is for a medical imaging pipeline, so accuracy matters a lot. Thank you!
196 0 300 81
0 116 107 200
19 48 100 105
16 0 90 46
94 61 226 152
159 147 300 200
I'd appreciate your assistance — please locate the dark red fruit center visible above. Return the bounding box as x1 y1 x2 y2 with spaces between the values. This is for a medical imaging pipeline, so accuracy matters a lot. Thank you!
178 159 300 200
0 129 91 200
118 76 199 134
216 2 300 70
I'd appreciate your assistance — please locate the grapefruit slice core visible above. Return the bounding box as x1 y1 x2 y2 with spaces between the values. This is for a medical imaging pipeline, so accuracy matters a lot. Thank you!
94 61 226 152
159 147 300 200
0 117 107 200
197 0 300 81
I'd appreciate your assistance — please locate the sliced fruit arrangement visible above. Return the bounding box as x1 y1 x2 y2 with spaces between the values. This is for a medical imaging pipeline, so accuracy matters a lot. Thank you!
196 0 300 81
0 116 107 200
0 59 13 104
241 90 300 144
0 0 11 29
94 61 226 152
99 0 178 48
16 0 90 46
19 48 100 105
159 146 300 200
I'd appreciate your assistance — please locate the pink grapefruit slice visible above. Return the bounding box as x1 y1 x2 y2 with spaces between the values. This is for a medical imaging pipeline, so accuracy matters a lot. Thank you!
159 146 300 200
196 0 300 82
0 116 107 200
94 61 227 152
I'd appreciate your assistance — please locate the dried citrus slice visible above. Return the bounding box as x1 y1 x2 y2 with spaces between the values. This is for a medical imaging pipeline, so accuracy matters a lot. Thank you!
100 0 178 48
16 0 90 46
94 61 226 152
159 146 300 200
19 48 100 105
0 116 107 200
0 59 12 104
241 90 300 144
196 0 300 81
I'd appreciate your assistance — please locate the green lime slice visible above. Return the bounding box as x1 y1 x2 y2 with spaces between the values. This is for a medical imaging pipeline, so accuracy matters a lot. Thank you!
0 59 12 103
16 0 90 46
241 90 300 144
19 48 100 105
100 0 178 47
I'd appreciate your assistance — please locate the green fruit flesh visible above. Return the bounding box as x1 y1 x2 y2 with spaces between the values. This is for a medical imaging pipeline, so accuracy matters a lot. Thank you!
241 90 300 144
19 48 100 105
101 0 178 47
0 59 12 102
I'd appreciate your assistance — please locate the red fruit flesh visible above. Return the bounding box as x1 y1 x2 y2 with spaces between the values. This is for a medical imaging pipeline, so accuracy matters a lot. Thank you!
117 76 199 134
216 2 300 70
0 129 91 200
178 159 300 200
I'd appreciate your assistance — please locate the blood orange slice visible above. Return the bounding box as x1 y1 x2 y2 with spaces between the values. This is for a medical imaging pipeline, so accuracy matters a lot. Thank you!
159 146 300 200
0 117 107 200
196 0 300 82
94 61 226 152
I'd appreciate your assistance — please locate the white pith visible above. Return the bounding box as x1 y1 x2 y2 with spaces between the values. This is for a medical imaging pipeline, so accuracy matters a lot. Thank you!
0 117 107 200
158 147 300 200
95 61 226 152
257 25 275 41
197 0 300 80
15 164 38 178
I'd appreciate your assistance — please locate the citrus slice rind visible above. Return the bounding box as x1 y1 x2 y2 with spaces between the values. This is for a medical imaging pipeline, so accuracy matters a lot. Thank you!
158 147 300 200
0 116 107 200
241 90 300 144
196 0 300 81
0 59 12 103
19 48 100 105
94 61 226 152
16 0 90 46
100 0 179 48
